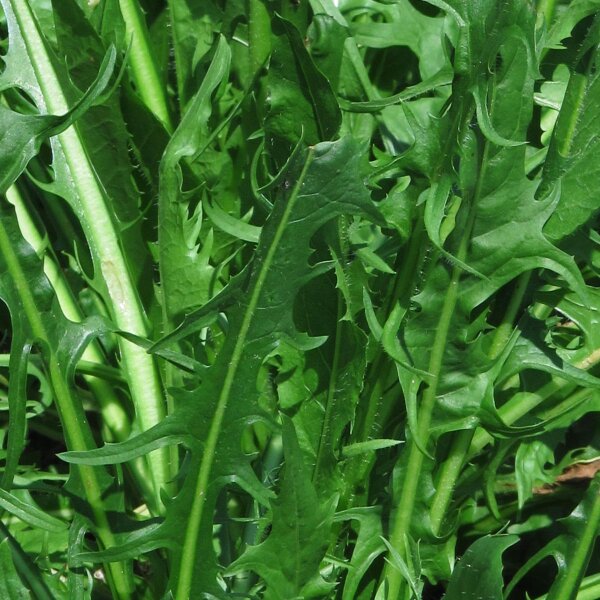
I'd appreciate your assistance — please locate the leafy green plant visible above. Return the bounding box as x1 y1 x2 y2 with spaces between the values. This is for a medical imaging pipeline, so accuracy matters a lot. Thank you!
2 0 600 598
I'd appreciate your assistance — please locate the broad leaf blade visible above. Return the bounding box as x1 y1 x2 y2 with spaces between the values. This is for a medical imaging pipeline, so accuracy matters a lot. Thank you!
443 535 518 600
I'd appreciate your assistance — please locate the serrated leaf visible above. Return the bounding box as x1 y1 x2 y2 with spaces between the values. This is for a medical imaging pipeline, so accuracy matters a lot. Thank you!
0 44 116 195
158 35 229 319
541 51 600 242
61 135 382 595
227 418 335 599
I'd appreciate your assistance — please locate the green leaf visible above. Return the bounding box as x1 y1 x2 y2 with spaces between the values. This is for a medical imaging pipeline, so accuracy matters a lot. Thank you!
168 0 223 108
67 517 92 600
226 418 335 599
541 53 600 242
306 13 348 91
335 507 386 600
339 67 453 113
506 476 600 599
341 438 402 458
204 200 261 244
0 537 31 600
514 439 556 508
292 295 369 497
349 0 445 58
0 44 116 195
0 489 67 533
2 0 170 504
266 14 341 150
0 201 132 595
62 136 382 596
443 534 518 600
381 536 423 600
0 523 55 600
545 0 600 49
158 35 229 319
5 0 600 598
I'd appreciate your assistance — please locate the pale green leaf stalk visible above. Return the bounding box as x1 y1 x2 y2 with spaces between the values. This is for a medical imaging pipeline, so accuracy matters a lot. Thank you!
429 271 531 535
6 0 172 507
0 212 134 600
5 185 155 499
248 0 271 75
5 185 130 441
383 222 473 600
118 0 173 131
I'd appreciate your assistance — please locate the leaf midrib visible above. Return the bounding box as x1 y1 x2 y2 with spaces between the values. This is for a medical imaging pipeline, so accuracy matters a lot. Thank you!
8 0 169 498
175 148 315 600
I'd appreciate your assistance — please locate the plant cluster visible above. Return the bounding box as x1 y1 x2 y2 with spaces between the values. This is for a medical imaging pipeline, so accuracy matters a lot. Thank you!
1 0 600 598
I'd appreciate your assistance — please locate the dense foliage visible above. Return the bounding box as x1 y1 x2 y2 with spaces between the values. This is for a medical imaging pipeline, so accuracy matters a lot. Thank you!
2 0 600 598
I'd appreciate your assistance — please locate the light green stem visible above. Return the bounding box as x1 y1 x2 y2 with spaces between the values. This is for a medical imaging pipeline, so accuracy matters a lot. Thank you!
118 0 173 130
175 149 315 600
5 185 155 501
0 212 133 600
384 245 465 599
537 573 600 600
429 272 531 534
48 361 134 600
5 185 130 440
537 0 557 27
8 0 171 506
547 478 600 600
384 93 475 598
247 0 271 75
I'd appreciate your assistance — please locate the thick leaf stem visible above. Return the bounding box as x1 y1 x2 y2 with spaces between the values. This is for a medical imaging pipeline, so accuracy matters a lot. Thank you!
537 0 557 27
118 0 173 130
384 100 476 599
247 0 271 75
8 0 171 507
5 186 130 441
429 271 531 534
6 185 156 502
174 148 315 600
384 224 471 599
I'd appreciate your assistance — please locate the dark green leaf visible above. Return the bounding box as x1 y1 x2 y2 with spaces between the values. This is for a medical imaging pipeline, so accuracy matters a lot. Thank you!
265 14 341 149
443 534 518 600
